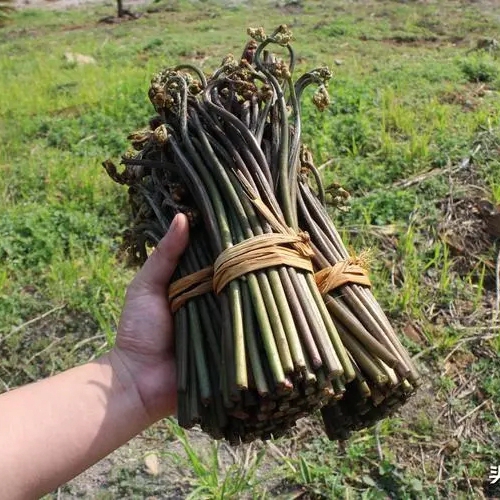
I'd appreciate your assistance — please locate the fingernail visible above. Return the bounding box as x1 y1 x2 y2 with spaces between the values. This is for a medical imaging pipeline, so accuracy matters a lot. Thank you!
170 214 179 233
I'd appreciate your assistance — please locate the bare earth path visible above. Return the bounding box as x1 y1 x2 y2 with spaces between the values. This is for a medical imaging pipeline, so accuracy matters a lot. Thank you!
14 0 161 10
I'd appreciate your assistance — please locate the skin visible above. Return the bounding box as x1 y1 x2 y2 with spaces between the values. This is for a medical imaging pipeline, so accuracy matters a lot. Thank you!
0 213 190 500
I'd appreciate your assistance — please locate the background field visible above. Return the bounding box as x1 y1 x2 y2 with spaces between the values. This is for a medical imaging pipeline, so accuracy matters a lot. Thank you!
1 0 500 498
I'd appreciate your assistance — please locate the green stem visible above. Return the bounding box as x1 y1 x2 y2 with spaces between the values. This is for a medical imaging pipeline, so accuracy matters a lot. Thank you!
325 295 399 368
305 273 355 382
254 39 295 228
187 300 212 404
241 284 270 396
335 322 388 386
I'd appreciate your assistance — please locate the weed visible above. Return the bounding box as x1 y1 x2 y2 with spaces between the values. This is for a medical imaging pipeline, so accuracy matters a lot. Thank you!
460 55 500 84
168 420 266 499
105 465 166 498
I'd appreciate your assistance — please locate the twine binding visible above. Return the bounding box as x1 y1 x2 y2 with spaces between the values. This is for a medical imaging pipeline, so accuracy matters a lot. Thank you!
169 267 213 313
168 253 371 312
314 260 371 295
168 182 370 311
168 231 313 312
213 232 313 294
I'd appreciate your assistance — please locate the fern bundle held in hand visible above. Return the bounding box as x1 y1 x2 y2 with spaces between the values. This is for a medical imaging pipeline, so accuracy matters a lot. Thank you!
104 25 419 444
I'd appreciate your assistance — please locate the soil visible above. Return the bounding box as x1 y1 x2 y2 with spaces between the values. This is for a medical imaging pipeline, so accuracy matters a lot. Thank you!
14 0 249 11
60 423 197 498
14 0 147 10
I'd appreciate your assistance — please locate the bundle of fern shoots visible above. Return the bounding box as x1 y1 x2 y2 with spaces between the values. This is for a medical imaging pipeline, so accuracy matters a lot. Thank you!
104 25 420 444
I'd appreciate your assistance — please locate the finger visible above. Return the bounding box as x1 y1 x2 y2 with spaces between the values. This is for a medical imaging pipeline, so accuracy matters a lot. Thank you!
132 213 190 292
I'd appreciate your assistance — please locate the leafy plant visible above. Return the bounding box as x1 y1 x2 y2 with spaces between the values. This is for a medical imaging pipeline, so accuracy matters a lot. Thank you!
0 0 14 26
460 56 499 83
281 454 345 497
0 204 116 271
168 420 266 499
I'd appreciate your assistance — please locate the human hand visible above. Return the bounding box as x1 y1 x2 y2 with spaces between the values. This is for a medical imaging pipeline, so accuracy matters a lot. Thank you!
111 213 189 423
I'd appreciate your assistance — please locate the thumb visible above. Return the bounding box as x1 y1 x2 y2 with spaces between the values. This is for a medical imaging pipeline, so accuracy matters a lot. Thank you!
132 213 190 292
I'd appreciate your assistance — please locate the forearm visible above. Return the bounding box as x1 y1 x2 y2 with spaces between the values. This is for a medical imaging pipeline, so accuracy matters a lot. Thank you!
0 350 150 499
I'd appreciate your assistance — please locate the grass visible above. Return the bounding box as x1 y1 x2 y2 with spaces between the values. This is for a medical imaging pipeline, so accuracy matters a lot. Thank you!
168 419 267 499
1 0 500 497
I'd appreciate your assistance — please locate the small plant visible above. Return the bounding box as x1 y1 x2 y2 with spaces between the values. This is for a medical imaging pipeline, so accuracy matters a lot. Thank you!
0 0 14 27
168 420 266 499
373 459 425 497
460 56 499 83
281 454 345 497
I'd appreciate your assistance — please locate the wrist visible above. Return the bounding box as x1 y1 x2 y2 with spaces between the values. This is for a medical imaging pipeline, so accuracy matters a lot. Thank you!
108 346 177 424
103 349 151 427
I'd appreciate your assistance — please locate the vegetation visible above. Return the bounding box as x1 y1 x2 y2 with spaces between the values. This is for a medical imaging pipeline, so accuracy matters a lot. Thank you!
0 0 14 26
1 0 499 497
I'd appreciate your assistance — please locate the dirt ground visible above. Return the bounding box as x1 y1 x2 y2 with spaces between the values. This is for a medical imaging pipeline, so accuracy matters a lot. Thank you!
14 0 247 11
59 424 209 498
15 0 111 10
